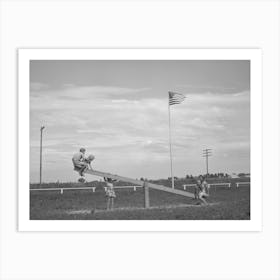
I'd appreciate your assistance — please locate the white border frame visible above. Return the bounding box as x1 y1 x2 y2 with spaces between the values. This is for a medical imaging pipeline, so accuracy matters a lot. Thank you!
18 48 262 232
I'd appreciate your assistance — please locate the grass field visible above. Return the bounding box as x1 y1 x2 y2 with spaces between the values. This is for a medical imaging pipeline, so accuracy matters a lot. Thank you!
30 182 250 220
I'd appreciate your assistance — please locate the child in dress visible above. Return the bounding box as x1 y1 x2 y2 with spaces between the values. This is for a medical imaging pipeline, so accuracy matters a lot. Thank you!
202 178 210 195
198 177 209 205
104 177 116 210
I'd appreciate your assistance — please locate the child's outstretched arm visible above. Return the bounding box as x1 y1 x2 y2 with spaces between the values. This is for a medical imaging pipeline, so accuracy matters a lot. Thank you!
88 162 93 170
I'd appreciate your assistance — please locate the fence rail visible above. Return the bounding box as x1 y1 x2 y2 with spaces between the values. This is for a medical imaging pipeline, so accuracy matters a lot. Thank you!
208 182 231 188
30 185 142 194
30 181 250 195
182 184 197 190
183 182 231 189
183 181 250 190
236 182 251 187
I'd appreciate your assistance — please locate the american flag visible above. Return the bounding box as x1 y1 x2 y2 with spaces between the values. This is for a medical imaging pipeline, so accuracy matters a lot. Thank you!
168 91 186 106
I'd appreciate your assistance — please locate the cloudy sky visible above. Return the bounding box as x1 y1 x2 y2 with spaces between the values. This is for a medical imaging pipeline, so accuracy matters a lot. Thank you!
30 60 250 183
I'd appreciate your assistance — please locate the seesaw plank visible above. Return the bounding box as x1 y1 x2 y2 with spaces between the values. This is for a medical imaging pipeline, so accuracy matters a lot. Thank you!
85 169 194 199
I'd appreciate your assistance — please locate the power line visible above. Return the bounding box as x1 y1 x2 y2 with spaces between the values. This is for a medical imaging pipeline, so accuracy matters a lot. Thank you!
202 148 212 176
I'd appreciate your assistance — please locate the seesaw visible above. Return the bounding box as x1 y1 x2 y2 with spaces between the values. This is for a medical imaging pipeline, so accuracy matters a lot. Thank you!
84 169 195 208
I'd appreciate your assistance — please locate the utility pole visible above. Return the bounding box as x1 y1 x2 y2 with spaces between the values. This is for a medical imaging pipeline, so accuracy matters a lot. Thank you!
39 126 45 185
202 149 212 176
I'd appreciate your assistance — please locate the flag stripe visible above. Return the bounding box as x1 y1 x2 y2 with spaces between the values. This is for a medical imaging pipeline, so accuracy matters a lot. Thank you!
170 96 185 100
169 98 185 103
169 99 184 103
169 100 184 105
169 101 183 105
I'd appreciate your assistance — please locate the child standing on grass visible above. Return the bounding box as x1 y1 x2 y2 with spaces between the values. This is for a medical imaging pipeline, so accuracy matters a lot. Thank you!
202 178 209 195
194 179 201 200
104 177 116 210
198 177 209 205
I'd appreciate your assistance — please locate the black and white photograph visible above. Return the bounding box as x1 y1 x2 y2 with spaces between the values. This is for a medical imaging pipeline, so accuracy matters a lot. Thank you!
27 53 252 221
2 1 280 280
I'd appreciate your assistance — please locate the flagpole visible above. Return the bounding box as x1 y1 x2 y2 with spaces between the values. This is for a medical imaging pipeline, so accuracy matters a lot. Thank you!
168 102 175 189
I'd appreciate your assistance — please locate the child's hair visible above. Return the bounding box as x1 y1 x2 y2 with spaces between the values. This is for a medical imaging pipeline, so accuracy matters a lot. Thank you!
86 154 95 162
104 177 117 183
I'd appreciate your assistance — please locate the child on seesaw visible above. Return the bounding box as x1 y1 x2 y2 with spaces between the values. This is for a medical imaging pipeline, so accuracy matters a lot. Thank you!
72 147 95 183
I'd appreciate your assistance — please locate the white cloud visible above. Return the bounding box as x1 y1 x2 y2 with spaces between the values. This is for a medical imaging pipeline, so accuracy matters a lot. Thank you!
31 85 150 100
30 85 250 182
